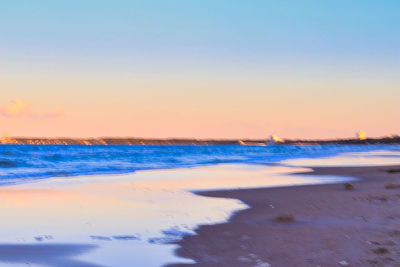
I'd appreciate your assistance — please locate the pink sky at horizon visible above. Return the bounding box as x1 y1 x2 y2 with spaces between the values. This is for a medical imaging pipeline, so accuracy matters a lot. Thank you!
0 72 398 140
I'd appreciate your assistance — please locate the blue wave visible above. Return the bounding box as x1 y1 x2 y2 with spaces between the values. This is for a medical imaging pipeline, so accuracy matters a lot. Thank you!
0 144 399 185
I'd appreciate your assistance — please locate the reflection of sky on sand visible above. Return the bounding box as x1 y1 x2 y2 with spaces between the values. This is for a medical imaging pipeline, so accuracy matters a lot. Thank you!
0 164 353 266
282 150 400 167
0 244 101 267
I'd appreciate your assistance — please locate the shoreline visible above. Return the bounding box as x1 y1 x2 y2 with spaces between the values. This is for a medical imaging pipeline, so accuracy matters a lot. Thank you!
1 137 400 145
169 165 400 266
0 161 399 266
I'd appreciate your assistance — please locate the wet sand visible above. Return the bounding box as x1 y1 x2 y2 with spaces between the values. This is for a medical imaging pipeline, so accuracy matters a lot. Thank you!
0 164 330 267
0 244 102 267
169 165 400 267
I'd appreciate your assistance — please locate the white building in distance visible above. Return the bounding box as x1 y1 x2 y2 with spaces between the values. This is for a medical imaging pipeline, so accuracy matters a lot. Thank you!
357 130 367 140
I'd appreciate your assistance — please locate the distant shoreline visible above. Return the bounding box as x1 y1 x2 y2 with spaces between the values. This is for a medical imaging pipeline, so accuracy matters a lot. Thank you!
0 136 400 145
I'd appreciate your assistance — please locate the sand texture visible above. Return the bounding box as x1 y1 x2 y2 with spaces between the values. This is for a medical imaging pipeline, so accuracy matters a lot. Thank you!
169 165 400 267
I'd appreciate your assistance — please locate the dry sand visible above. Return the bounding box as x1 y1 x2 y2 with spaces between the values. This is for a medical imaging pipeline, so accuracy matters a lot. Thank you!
169 165 400 267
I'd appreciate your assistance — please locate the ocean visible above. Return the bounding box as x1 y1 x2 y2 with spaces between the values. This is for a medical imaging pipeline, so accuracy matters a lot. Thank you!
1 144 400 184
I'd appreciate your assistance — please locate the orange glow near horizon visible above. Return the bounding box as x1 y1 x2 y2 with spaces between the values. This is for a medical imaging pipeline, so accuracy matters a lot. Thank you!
0 70 398 140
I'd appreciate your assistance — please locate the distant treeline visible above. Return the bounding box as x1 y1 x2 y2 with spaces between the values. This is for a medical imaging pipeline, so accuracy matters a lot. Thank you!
284 136 400 145
1 136 400 145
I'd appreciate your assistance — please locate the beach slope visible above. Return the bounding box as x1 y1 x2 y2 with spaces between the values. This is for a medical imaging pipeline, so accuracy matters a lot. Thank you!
169 165 400 266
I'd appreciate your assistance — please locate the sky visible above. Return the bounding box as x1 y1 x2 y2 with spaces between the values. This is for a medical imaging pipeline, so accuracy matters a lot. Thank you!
0 0 399 139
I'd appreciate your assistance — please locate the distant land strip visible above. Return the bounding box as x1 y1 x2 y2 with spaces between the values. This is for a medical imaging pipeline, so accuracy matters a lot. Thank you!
1 136 400 145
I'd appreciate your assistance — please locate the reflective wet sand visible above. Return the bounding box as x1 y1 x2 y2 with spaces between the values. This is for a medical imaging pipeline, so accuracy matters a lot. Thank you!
282 150 400 167
0 163 354 266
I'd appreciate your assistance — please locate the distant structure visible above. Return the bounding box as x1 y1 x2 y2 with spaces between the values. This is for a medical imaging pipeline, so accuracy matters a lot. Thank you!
357 130 367 140
270 134 283 144
0 133 10 144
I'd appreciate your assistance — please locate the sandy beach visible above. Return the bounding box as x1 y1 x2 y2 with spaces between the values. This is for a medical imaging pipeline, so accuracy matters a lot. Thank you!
0 163 346 267
0 159 399 266
170 165 400 267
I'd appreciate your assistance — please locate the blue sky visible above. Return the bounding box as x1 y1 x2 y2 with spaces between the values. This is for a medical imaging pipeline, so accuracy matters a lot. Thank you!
0 1 399 138
1 0 399 72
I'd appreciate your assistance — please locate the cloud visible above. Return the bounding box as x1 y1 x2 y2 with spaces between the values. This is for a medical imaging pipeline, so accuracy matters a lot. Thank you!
0 99 63 119
33 110 64 119
0 99 31 117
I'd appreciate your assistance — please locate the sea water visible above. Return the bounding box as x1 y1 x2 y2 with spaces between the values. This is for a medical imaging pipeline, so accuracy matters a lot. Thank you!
0 144 399 184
